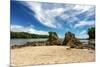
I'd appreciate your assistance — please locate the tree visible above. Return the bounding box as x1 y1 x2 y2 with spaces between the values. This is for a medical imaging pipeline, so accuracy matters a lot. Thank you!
10 31 48 38
88 27 95 39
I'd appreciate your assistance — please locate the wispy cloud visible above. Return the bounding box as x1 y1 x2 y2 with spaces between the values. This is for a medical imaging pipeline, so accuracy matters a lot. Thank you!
73 5 93 12
74 20 95 28
22 2 94 29
11 25 49 35
79 30 87 35
23 2 62 28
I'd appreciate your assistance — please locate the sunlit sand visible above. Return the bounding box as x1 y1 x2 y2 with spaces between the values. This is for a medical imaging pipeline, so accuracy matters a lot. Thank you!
11 46 95 66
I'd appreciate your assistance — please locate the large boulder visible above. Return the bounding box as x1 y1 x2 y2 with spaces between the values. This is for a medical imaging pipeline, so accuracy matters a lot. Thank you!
63 32 83 48
63 32 75 46
47 32 61 45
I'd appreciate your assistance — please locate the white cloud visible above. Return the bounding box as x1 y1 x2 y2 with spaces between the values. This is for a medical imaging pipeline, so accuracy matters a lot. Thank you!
79 30 87 35
76 30 89 38
74 21 95 28
73 5 93 12
11 25 27 32
21 1 94 30
11 25 48 35
60 14 70 20
28 28 48 35
23 2 63 28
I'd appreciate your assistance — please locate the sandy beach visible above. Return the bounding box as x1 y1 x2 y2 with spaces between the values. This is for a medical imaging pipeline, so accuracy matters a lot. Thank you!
11 46 95 66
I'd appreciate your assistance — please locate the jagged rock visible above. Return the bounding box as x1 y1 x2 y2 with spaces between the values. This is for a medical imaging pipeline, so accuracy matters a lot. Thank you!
63 32 75 46
47 32 61 45
63 32 83 48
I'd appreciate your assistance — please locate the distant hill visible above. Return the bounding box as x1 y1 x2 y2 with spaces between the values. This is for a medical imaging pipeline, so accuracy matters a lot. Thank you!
11 31 48 39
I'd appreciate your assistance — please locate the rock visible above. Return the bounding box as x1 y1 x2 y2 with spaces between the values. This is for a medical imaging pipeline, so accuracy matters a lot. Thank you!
63 32 83 48
88 39 95 49
63 32 74 46
47 32 61 45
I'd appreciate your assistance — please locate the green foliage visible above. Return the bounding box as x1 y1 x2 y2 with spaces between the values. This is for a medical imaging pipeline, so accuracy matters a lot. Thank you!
87 27 95 49
11 31 48 38
88 27 95 39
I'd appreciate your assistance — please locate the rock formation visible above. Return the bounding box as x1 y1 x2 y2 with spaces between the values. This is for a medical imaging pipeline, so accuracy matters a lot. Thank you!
63 32 83 48
47 32 61 45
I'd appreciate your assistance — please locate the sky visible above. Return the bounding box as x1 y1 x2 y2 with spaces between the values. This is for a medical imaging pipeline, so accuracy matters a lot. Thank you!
10 1 95 38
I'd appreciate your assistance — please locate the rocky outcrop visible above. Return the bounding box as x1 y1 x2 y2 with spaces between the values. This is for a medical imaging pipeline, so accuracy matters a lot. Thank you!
11 32 85 49
47 32 61 45
63 32 83 48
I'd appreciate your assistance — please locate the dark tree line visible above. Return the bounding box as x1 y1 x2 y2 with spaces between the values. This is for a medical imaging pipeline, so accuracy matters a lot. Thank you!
88 27 95 39
11 32 48 39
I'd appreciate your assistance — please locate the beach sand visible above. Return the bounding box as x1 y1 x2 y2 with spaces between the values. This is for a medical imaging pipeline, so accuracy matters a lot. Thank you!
11 46 95 66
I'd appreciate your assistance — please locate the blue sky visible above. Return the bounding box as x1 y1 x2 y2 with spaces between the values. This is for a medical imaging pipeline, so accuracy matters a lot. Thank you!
11 1 95 38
